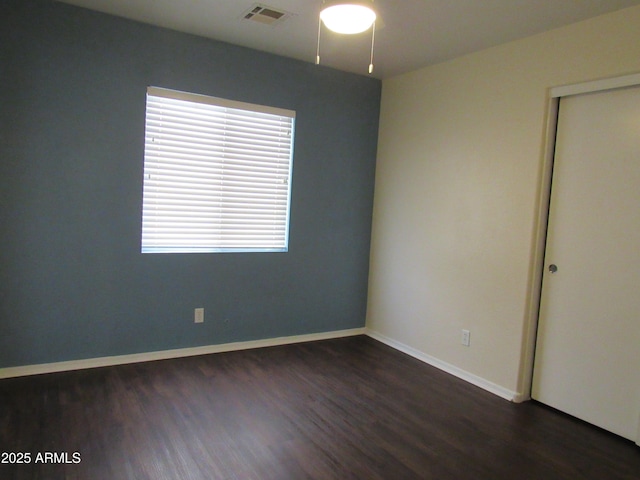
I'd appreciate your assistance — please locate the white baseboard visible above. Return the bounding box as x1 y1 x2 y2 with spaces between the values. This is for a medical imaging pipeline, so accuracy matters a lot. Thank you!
0 327 527 403
0 328 366 379
365 328 523 402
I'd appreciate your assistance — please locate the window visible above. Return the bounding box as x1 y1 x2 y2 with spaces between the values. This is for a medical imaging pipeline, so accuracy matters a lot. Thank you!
141 87 295 253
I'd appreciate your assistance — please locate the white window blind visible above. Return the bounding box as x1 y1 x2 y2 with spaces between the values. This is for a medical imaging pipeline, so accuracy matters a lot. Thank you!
141 87 295 253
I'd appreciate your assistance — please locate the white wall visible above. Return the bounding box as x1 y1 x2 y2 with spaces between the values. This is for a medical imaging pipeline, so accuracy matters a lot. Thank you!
367 5 640 399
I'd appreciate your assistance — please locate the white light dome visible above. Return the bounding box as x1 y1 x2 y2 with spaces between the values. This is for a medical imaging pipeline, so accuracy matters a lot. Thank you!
320 3 376 34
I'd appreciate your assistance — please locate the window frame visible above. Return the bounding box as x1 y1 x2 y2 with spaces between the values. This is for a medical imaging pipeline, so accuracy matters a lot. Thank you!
140 87 296 254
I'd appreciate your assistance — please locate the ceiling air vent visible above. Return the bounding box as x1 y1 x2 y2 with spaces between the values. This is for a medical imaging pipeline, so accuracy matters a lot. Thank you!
242 4 292 26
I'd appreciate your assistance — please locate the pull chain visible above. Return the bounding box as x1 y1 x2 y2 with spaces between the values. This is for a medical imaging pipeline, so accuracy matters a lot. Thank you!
369 21 376 74
316 16 322 65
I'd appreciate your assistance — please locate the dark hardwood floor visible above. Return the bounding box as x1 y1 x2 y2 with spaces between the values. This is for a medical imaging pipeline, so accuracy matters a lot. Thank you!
1 335 639 479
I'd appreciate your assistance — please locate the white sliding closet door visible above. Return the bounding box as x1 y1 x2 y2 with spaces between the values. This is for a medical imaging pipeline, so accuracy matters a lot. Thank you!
532 84 640 444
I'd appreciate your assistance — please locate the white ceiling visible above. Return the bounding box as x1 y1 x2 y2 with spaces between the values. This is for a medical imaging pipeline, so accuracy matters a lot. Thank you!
57 0 640 79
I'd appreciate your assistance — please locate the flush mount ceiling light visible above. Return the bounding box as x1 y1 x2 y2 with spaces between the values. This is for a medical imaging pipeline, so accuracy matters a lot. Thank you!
320 2 376 34
315 1 378 74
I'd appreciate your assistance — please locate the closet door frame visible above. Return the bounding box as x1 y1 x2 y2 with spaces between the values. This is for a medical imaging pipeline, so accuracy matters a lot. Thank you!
519 73 640 421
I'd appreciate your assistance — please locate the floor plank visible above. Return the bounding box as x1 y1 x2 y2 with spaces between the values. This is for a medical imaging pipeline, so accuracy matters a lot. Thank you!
1 336 639 479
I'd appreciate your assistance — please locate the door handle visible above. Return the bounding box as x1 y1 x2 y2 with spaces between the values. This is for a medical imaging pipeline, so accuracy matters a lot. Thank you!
548 264 558 273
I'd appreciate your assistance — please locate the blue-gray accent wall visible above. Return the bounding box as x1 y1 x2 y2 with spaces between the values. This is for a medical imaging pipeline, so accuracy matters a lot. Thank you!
0 0 381 368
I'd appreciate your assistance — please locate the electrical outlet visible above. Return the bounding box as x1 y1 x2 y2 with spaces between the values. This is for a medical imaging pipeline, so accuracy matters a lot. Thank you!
194 308 204 324
461 329 471 346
